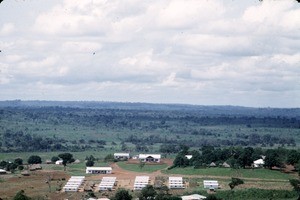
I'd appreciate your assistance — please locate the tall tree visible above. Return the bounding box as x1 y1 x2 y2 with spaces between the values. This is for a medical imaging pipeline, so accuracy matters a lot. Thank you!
58 153 73 171
264 149 282 169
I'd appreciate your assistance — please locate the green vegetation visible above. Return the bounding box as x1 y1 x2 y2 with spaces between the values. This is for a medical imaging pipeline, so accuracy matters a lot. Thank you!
117 162 168 173
0 102 299 153
164 167 294 180
213 188 298 200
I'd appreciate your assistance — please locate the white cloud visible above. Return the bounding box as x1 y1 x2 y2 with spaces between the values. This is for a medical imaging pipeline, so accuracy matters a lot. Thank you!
0 23 15 36
0 0 299 107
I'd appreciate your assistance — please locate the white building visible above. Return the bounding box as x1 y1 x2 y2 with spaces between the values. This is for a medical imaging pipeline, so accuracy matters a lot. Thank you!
203 180 219 190
0 169 7 174
134 176 150 190
86 167 112 174
139 154 161 163
185 155 193 160
168 177 184 189
114 153 130 160
55 160 63 165
98 177 117 191
253 158 264 168
181 194 206 200
63 176 85 192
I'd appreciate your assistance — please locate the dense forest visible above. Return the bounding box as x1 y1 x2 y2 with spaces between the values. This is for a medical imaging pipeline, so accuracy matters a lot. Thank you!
0 101 299 152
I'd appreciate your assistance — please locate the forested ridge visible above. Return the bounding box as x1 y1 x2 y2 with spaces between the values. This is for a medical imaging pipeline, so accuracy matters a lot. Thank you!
0 101 299 152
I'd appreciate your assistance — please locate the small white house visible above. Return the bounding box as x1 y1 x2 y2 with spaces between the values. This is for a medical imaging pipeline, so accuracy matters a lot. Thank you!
203 180 219 190
253 158 265 168
114 153 130 160
185 155 193 160
55 160 63 165
139 154 161 163
0 169 7 174
86 167 112 174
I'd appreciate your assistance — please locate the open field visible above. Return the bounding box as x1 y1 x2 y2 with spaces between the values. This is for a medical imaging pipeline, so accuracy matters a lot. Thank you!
163 167 296 180
0 159 298 200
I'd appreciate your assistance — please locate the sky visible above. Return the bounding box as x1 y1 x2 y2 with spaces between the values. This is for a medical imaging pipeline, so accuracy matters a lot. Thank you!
0 0 299 108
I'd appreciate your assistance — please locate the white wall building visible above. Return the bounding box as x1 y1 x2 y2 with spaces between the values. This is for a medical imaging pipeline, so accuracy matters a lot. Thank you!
98 177 117 191
203 180 219 190
168 177 184 189
253 158 264 168
134 176 150 190
139 154 161 163
63 176 85 192
114 153 130 160
86 167 112 174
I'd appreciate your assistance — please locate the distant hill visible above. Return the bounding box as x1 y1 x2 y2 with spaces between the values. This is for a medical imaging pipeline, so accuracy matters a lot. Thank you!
0 100 299 118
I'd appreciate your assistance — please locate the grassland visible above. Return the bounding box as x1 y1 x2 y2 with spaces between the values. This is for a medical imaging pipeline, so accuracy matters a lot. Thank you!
117 161 168 173
163 167 296 180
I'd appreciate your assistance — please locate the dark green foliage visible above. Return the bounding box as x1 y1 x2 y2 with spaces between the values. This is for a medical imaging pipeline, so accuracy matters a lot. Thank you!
237 147 254 168
264 149 282 169
13 190 31 200
58 153 73 164
14 158 23 166
27 155 42 164
287 150 300 165
139 185 157 200
113 188 132 200
173 153 189 167
206 195 222 200
86 160 94 167
51 156 59 163
229 178 244 190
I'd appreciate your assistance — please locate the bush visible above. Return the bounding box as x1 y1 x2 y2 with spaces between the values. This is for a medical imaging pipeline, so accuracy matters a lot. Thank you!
28 155 42 164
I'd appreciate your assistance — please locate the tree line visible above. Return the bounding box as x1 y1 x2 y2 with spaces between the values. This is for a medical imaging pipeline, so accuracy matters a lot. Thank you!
171 145 300 171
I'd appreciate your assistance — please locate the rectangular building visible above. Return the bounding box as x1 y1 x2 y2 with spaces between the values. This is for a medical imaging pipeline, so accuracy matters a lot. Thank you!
134 176 150 190
169 177 184 189
86 167 112 174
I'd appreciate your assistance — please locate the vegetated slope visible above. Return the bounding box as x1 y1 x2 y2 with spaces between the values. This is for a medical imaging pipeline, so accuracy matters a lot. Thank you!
0 101 299 152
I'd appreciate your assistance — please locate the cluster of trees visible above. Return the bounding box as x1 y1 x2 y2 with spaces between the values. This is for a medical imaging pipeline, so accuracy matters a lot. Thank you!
0 158 23 172
113 186 181 200
172 146 300 170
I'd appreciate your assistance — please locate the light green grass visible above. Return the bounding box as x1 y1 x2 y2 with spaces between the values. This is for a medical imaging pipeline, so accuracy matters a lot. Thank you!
117 162 168 173
163 167 295 180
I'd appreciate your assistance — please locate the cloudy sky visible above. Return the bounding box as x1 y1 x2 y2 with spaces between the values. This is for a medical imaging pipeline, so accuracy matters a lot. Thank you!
0 0 299 108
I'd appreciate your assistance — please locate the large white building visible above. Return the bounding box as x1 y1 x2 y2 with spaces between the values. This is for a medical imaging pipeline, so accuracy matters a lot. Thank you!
63 176 85 192
134 176 150 190
86 167 112 174
139 154 161 163
181 194 207 200
98 177 117 191
168 177 184 189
